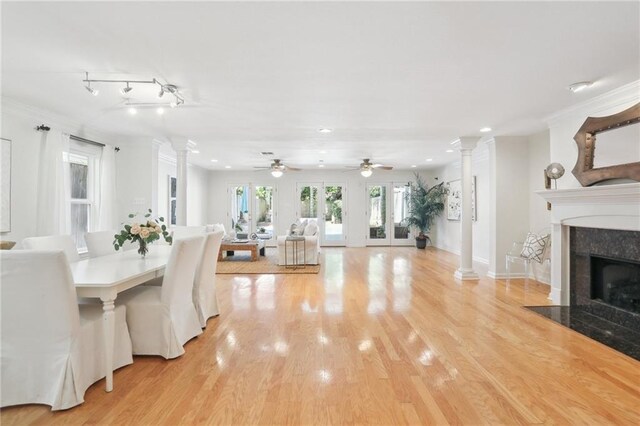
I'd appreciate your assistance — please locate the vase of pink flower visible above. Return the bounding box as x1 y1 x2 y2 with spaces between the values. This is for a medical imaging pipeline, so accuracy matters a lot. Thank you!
113 209 172 257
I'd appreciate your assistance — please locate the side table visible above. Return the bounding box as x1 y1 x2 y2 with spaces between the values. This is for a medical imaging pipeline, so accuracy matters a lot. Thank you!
285 236 306 269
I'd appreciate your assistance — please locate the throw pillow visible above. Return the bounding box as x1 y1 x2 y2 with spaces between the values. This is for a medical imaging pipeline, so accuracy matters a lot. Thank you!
295 219 308 235
520 232 550 263
289 219 308 236
303 221 318 236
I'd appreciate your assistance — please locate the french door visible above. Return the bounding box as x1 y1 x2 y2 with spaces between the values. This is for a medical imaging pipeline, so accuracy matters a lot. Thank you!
366 182 412 246
297 183 346 246
228 183 276 245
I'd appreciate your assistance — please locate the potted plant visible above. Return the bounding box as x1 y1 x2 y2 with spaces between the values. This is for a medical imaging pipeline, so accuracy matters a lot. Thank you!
404 173 448 249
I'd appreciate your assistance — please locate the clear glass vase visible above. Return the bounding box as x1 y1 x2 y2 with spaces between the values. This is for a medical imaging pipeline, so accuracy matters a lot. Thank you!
137 239 148 258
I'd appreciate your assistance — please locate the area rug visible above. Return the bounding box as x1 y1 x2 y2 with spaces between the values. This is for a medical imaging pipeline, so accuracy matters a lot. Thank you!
216 253 320 274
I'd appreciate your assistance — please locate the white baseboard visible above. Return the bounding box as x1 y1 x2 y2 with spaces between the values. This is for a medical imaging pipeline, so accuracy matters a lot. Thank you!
432 244 489 265
487 270 551 286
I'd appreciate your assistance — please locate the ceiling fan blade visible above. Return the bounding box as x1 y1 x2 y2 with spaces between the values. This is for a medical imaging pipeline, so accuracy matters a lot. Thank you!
285 166 302 171
253 166 270 169
372 165 393 170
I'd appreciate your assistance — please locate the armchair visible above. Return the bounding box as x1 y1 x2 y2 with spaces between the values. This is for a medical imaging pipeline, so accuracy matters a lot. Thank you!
276 219 320 265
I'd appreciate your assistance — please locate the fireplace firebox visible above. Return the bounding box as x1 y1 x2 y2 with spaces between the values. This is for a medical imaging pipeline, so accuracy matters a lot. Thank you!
570 227 640 333
590 255 640 314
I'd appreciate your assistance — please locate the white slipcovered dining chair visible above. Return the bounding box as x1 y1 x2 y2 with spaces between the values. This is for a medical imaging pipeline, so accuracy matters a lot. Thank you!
117 236 205 359
172 225 207 241
0 250 133 411
85 230 118 258
21 235 80 262
194 230 224 327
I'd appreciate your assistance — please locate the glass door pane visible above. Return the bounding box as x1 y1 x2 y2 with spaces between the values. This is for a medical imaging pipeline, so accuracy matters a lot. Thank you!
322 184 345 245
392 183 412 244
254 185 275 242
230 184 251 237
367 184 389 245
298 185 319 221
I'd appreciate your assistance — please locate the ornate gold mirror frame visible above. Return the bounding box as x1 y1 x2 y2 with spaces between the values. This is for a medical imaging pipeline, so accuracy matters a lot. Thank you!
572 102 640 186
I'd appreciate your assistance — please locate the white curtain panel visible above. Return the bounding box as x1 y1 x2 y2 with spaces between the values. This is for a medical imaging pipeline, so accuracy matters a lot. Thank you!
36 131 70 236
97 145 118 231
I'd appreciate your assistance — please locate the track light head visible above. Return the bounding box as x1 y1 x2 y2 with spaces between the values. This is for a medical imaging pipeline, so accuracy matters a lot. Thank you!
85 85 99 96
120 82 132 95
158 88 165 99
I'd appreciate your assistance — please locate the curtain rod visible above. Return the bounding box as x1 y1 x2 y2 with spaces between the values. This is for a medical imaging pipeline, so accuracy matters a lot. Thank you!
70 134 105 148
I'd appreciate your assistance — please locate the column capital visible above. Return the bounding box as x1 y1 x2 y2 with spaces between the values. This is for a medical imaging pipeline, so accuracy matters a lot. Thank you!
455 137 481 151
170 138 190 152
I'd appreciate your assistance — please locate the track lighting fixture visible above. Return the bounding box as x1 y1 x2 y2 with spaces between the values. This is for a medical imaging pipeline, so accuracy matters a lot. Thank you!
82 72 185 106
120 82 132 95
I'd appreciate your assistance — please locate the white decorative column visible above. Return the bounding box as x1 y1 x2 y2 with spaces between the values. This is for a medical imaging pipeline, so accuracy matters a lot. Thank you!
171 139 189 226
454 137 481 280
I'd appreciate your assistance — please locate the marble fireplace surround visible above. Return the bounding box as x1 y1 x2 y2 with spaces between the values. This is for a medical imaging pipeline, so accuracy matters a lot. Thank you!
537 182 640 305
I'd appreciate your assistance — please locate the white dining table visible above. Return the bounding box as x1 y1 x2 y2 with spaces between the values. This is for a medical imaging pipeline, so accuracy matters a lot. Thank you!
69 245 172 392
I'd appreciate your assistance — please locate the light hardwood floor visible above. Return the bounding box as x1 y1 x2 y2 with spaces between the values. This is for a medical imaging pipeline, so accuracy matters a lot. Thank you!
2 247 639 425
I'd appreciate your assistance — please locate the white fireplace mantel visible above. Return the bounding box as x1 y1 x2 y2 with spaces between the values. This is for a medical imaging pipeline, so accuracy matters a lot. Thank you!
537 182 640 305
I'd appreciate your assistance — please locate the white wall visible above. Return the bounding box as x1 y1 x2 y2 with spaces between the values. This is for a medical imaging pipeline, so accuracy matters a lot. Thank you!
207 168 431 247
0 99 121 244
115 138 155 224
548 80 640 189
488 136 531 277
430 142 490 266
528 130 551 283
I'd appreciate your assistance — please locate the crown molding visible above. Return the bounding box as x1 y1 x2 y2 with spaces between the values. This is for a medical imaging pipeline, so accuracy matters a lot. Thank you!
545 80 640 127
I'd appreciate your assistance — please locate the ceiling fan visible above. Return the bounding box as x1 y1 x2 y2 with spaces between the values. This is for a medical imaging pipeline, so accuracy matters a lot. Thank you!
253 159 301 177
346 158 393 177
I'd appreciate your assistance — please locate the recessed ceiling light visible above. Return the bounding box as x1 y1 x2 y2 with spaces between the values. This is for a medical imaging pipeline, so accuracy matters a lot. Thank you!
318 128 333 133
224 165 231 169
191 150 199 154
319 150 327 154
211 159 218 162
318 164 325 168
411 165 417 168
480 127 492 133
156 107 164 115
426 158 433 162
128 107 137 115
568 81 593 93
446 149 454 153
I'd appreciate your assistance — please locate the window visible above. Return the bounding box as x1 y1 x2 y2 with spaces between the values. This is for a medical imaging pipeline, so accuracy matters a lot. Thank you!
169 176 177 225
67 140 100 252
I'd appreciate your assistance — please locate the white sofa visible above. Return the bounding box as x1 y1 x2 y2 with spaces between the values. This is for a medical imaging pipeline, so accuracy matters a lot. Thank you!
277 219 320 265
